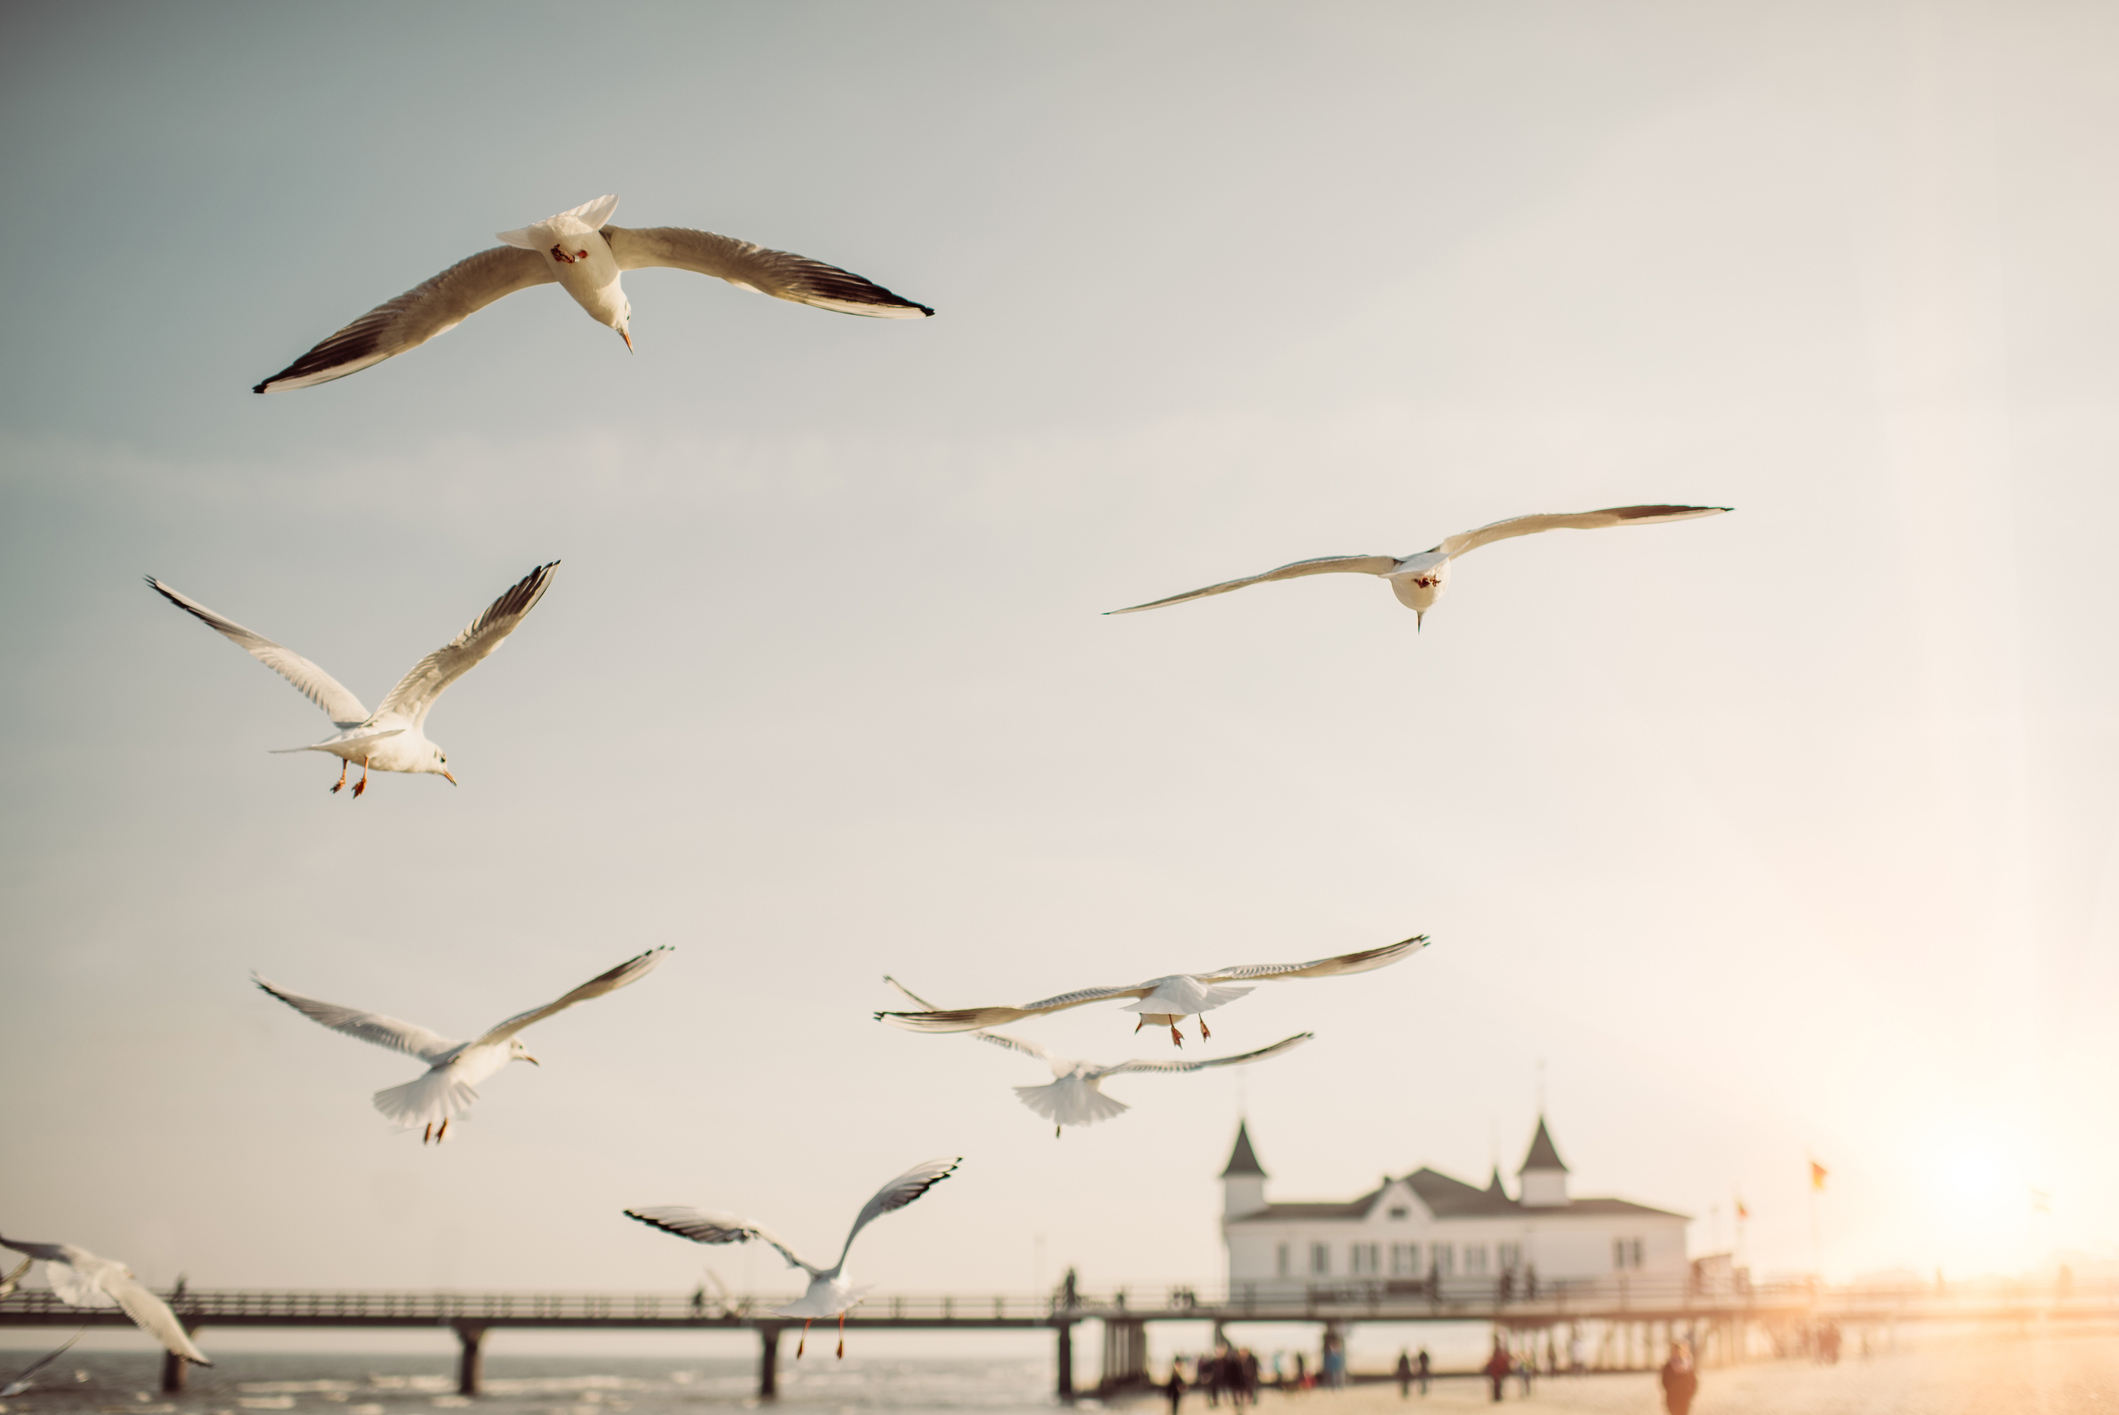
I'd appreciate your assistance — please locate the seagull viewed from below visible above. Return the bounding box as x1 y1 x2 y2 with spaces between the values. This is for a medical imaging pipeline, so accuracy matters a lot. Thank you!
0 1238 209 1368
254 947 670 1143
148 562 559 796
626 1158 960 1359
1110 505 1730 628
253 195 932 393
876 936 1426 1047
884 978 1312 1136
1 1332 81 1398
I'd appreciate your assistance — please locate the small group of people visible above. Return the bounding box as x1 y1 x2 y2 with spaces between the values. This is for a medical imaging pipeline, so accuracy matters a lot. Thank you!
1167 1342 1262 1410
1478 1339 1538 1401
1392 1347 1432 1397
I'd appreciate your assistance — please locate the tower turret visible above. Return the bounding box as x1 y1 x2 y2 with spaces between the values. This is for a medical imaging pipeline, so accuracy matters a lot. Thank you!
1220 1120 1268 1218
1517 1114 1570 1208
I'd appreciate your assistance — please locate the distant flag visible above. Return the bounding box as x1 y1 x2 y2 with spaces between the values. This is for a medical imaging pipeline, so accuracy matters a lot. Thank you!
1810 1161 1828 1191
1736 1195 1750 1221
2031 1188 2051 1214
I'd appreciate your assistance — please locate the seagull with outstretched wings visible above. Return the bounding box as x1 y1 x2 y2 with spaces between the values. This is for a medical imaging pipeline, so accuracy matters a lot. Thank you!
255 947 669 1143
1110 505 1730 628
627 1158 960 1359
0 1239 207 1368
876 936 1427 1047
253 194 931 393
148 562 558 796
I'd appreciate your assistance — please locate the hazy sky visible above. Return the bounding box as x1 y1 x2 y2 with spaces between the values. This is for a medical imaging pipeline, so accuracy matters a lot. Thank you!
4 0 2117 1329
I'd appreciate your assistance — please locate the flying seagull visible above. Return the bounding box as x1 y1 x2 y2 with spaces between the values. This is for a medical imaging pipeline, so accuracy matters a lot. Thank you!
0 1239 208 1368
885 977 1311 1136
255 947 670 1143
253 195 932 393
148 562 558 796
1109 505 1730 628
2 1333 81 1398
626 1157 960 1359
876 936 1427 1047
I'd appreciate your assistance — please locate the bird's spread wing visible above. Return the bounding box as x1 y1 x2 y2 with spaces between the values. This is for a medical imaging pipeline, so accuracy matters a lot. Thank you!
474 947 670 1046
1102 1032 1314 1077
103 1271 209 1365
973 1030 1054 1066
148 578 370 727
0 1255 30 1297
374 562 560 725
1108 555 1399 615
876 983 1150 1033
835 1158 959 1268
881 976 941 1010
253 245 558 393
2 1331 80 1392
1432 505 1730 560
602 225 932 318
1200 935 1429 983
254 976 460 1063
623 1209 813 1276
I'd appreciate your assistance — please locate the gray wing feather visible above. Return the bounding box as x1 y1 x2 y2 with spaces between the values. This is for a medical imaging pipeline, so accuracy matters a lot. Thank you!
1102 1032 1314 1077
1434 505 1730 559
253 245 558 393
374 562 559 725
836 1158 959 1267
876 982 1148 1033
254 976 460 1062
1108 555 1399 615
602 225 932 317
1201 935 1429 983
475 947 670 1046
624 1208 814 1275
147 578 370 727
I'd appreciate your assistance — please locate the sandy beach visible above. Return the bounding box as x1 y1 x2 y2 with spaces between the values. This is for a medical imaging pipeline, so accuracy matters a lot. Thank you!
1191 1332 2117 1415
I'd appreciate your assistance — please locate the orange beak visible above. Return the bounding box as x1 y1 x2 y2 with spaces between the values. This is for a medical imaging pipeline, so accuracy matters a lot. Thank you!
620 328 634 352
441 770 457 786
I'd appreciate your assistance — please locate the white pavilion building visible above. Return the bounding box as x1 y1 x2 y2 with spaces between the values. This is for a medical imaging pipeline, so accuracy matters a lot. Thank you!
1219 1116 1690 1297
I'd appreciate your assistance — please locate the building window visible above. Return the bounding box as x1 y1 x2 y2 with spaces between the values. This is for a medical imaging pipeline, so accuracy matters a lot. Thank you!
1498 1242 1522 1272
1348 1243 1380 1275
1388 1206 1409 1220
1433 1244 1455 1277
1390 1243 1419 1275
1464 1245 1489 1275
1310 1243 1330 1276
1613 1238 1644 1271
1276 1244 1290 1278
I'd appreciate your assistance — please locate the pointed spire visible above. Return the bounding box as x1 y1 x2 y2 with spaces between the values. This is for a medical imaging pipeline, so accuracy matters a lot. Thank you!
1486 1164 1507 1198
1220 1120 1267 1178
1519 1114 1569 1174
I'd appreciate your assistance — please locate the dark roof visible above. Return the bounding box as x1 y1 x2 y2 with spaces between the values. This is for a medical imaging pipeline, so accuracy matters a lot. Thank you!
1519 1115 1569 1174
1486 1165 1507 1197
1228 1167 1688 1224
1220 1121 1267 1178
1408 1167 1521 1217
1230 1195 1377 1223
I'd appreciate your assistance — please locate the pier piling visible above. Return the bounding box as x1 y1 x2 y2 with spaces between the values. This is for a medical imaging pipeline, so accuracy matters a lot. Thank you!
1055 1319 1074 1400
757 1322 781 1399
455 1324 486 1396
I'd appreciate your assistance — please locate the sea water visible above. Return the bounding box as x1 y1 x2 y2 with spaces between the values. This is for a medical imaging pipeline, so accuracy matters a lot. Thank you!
0 1351 1078 1415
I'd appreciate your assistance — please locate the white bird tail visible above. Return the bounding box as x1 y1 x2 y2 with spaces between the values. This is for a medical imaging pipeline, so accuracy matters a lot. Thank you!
373 1072 479 1129
497 195 620 249
1013 1078 1130 1129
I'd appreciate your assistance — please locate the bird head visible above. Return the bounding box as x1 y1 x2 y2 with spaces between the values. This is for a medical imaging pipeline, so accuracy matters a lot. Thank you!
509 1039 539 1066
612 297 634 352
427 745 456 785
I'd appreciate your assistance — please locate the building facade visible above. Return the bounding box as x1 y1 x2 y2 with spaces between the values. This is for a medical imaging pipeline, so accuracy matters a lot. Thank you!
1220 1116 1689 1298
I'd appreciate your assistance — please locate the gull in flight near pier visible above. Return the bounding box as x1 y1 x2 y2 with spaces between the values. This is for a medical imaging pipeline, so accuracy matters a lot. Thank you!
0 1238 209 1368
148 562 558 796
1110 504 1730 628
253 195 932 393
876 936 1427 1047
2 1333 81 1398
885 978 1312 1136
626 1157 960 1359
255 947 670 1143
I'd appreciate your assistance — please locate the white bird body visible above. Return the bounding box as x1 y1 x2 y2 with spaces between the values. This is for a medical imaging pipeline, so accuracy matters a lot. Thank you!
1110 505 1729 627
626 1158 959 1358
875 936 1427 1046
0 1239 208 1366
255 947 670 1142
148 562 559 795
253 195 932 393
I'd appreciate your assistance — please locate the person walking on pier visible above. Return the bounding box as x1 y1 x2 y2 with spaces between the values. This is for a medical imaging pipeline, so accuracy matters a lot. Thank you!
1659 1342 1698 1415
1164 1361 1187 1414
1417 1348 1431 1396
1483 1339 1512 1402
1396 1349 1414 1398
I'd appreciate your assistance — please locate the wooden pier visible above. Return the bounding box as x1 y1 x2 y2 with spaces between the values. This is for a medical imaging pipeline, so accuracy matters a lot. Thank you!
3 1274 2110 1400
